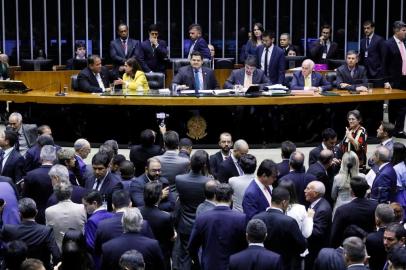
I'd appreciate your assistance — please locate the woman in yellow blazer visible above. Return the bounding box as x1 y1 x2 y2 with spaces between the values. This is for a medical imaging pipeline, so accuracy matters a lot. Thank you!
115 57 149 93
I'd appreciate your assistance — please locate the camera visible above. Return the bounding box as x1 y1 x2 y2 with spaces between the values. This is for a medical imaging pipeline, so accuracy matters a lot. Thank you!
156 112 169 127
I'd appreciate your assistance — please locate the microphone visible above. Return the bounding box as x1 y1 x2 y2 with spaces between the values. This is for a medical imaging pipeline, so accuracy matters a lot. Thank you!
55 82 66 96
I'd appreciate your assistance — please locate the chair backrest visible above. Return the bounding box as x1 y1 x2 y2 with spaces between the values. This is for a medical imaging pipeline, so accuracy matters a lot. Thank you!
284 73 294 88
214 58 234 69
172 58 211 76
145 72 165 89
71 75 79 90
325 71 337 83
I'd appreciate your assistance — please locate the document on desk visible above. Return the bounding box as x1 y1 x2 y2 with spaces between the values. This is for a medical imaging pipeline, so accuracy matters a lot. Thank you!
179 89 233 95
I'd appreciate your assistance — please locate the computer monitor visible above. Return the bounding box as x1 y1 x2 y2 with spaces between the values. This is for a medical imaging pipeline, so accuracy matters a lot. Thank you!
285 56 306 69
0 80 31 93
72 59 88 70
21 59 53 71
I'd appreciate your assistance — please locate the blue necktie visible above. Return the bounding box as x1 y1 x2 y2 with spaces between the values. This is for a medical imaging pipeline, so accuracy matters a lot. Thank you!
194 69 200 92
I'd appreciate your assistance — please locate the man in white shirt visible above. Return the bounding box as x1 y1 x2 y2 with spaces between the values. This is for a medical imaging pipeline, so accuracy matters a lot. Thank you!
77 55 115 93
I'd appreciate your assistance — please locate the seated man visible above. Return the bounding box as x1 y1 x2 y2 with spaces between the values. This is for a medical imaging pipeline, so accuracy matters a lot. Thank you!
0 53 9 80
172 51 218 91
223 56 270 89
66 42 87 70
335 50 368 91
290 59 332 91
77 55 115 93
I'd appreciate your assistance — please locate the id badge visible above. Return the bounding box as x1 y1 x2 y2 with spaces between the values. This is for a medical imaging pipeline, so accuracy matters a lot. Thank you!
364 51 368 58
322 53 327 59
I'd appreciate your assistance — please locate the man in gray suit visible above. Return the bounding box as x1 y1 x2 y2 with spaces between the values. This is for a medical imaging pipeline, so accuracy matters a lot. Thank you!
335 50 368 91
8 112 38 156
155 130 190 194
173 150 211 270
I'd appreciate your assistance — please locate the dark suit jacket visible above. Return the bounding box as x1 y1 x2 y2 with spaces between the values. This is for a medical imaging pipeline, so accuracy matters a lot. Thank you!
229 245 283 270
1 148 24 183
313 247 346 270
1 220 61 270
13 124 38 151
110 38 149 72
77 66 113 93
184 37 211 59
335 64 368 90
172 65 218 90
370 163 397 203
359 34 386 79
365 228 386 270
129 144 164 177
23 144 61 173
310 40 339 63
47 184 88 207
209 151 225 180
256 45 286 84
276 159 290 181
223 68 270 89
175 172 210 235
85 171 120 211
242 180 271 220
101 232 164 270
385 37 404 88
141 39 168 73
306 162 327 179
280 171 312 205
253 208 307 270
129 174 175 212
309 144 342 166
217 157 240 183
330 198 378 248
188 206 247 270
290 71 332 91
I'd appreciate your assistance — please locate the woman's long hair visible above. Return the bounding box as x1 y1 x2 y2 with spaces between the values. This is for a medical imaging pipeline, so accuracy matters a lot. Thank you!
59 229 93 270
249 22 264 46
337 151 360 189
125 57 142 79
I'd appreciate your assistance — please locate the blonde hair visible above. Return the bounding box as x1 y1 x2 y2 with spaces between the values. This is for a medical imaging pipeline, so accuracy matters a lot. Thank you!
337 151 360 188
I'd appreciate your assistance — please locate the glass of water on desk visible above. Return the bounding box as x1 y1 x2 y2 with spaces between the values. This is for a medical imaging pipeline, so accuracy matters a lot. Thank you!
367 83 373 94
109 83 115 94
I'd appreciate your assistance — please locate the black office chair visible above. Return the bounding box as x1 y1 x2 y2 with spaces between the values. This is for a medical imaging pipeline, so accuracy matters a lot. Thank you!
327 59 346 70
145 72 165 89
325 71 337 87
284 73 294 89
214 58 234 69
172 58 211 76
71 75 79 91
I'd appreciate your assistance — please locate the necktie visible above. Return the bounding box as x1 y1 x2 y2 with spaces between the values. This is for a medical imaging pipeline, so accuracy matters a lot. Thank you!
235 161 244 176
122 40 127 55
0 151 4 173
350 69 354 78
366 37 370 48
323 42 328 53
188 41 196 59
194 69 201 91
95 178 101 191
263 186 272 206
264 47 269 76
399 41 406 75
305 76 311 87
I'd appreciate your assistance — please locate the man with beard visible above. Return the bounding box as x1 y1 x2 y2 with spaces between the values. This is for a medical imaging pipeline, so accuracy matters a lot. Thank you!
209 132 233 179
218 139 249 183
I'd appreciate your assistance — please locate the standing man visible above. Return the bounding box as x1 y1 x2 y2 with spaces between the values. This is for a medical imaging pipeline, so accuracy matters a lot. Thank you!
8 112 37 156
185 24 211 60
77 55 114 93
335 50 368 91
256 31 286 84
0 130 24 184
359 20 386 85
368 122 395 172
141 24 168 73
217 139 249 183
279 33 298 56
342 237 369 270
209 132 233 180
310 24 339 64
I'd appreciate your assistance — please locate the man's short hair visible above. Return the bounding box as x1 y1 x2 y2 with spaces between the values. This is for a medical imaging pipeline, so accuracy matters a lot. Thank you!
179 138 192 148
319 150 333 165
382 122 396 138
321 24 332 32
119 250 145 270
350 176 370 198
37 125 51 136
4 240 28 270
122 207 143 233
140 129 155 147
146 157 161 169
163 131 180 150
9 112 22 122
112 190 131 209
83 190 103 206
149 24 159 32
257 159 277 177
281 141 296 159
375 203 395 225
204 180 219 200
289 151 305 171
271 187 290 204
233 139 249 151
188 23 202 33
18 198 37 219
75 42 86 50
36 134 54 147
385 223 406 241
92 152 110 167
144 181 162 207
113 154 126 167
244 56 257 67
54 181 73 201
214 183 233 202
262 31 275 39
280 33 291 40
343 237 366 263
20 258 45 270
117 23 128 31
311 181 326 196
4 130 18 147
363 20 375 28
321 128 337 141
48 164 69 183
40 145 56 163
190 51 203 60
388 247 406 269
374 146 391 163
103 139 119 155
239 154 257 174
393 21 406 32
190 150 209 173
246 219 267 243
88 54 101 66
120 160 135 179
73 138 90 151
343 225 368 241
57 148 75 164
346 50 358 57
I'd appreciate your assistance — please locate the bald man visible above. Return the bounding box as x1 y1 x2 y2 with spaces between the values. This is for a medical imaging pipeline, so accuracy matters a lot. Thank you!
290 59 332 91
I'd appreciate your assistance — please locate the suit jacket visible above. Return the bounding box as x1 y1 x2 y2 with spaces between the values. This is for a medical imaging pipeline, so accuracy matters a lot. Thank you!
370 163 397 203
77 66 113 93
347 265 369 270
172 65 218 90
101 232 164 270
385 37 405 89
217 156 240 183
129 144 164 177
47 184 88 207
335 64 368 90
359 34 386 79
256 45 286 84
280 171 312 205
313 247 346 270
184 37 211 59
94 211 154 256
85 171 120 199
242 180 272 220
276 159 290 181
155 150 190 192
209 151 225 180
309 144 342 166
310 40 339 63
129 174 175 212
188 206 247 270
1 220 61 270
290 71 332 91
365 228 386 270
175 172 210 234
229 245 283 270
22 164 54 224
141 39 168 73
196 199 217 217
229 174 256 213
307 162 328 179
45 199 87 249
109 38 149 72
223 68 270 89
0 179 20 226
0 148 24 184
24 144 41 173
15 124 38 151
253 208 307 270
330 197 378 248
84 209 114 252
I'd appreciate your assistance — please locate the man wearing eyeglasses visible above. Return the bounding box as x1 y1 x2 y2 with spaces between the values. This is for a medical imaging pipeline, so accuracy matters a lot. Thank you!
140 24 168 73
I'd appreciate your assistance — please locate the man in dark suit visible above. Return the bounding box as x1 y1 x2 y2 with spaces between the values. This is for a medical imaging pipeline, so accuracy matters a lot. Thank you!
217 139 249 183
209 132 233 180
279 33 300 56
382 223 406 268
0 130 24 184
359 20 386 85
73 138 92 183
256 31 286 84
330 176 379 248
172 51 218 91
309 128 341 167
304 180 333 270
223 56 270 89
188 183 247 270
196 180 218 216
370 146 397 203
343 237 369 270
253 187 307 270
24 134 57 174
77 55 114 93
8 112 38 156
185 24 211 59
276 140 296 182
365 203 395 270
129 157 175 212
243 159 277 220
140 24 168 73
229 219 283 270
22 145 56 224
173 150 211 270
336 50 368 91
310 24 339 64
0 198 61 270
101 207 164 270
290 59 332 91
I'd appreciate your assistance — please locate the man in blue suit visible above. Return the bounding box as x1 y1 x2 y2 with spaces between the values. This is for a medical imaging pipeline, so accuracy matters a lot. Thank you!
256 31 286 84
290 59 332 91
343 237 369 270
0 130 24 184
77 55 115 93
229 219 283 270
370 146 397 203
336 51 368 91
243 159 277 220
185 24 211 59
188 183 247 270
223 56 270 89
141 24 168 73
276 140 297 182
